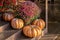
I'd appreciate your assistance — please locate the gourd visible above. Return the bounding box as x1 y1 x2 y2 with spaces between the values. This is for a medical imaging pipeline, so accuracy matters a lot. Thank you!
23 25 42 37
3 12 14 21
32 19 45 30
11 18 24 29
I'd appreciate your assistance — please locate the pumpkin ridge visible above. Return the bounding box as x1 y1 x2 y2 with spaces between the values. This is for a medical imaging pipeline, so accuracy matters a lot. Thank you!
40 19 45 29
18 19 19 29
18 19 20 29
27 27 31 37
30 27 32 37
37 20 40 26
32 28 35 37
32 28 34 37
29 25 32 37
34 28 37 37
35 28 38 37
15 18 17 29
31 26 33 37
33 19 37 25
23 27 28 36
40 20 42 28
36 20 38 26
13 18 17 29
26 26 30 37
17 19 18 29
37 27 41 36
8 13 10 21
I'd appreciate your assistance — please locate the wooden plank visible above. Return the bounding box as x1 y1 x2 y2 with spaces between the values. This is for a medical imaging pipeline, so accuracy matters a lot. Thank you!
0 30 18 40
55 34 60 40
40 34 58 40
0 21 10 32
6 29 47 40
0 20 16 32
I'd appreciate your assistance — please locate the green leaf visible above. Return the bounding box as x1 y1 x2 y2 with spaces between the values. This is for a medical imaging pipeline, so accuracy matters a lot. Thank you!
0 6 2 8
26 14 40 25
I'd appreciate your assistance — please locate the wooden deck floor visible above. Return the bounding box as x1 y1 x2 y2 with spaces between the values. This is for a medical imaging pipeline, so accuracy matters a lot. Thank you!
40 22 60 40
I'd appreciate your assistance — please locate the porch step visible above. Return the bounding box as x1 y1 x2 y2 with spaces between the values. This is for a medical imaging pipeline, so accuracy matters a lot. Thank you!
40 34 58 40
0 20 19 40
6 29 47 40
0 21 9 32
56 34 60 40
0 30 18 40
6 30 39 40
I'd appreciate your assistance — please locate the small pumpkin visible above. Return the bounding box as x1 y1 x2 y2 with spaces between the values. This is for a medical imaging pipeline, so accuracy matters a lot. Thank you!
32 19 45 30
23 25 42 38
17 0 26 2
11 18 24 29
3 12 15 21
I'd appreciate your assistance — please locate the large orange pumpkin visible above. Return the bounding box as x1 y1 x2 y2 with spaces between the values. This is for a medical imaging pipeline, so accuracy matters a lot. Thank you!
32 19 45 30
11 18 24 29
23 25 42 38
3 12 15 21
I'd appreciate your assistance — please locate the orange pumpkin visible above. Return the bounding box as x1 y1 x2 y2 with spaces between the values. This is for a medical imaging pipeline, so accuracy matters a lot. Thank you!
32 19 45 30
17 0 26 2
11 18 24 29
23 25 42 38
3 12 14 21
